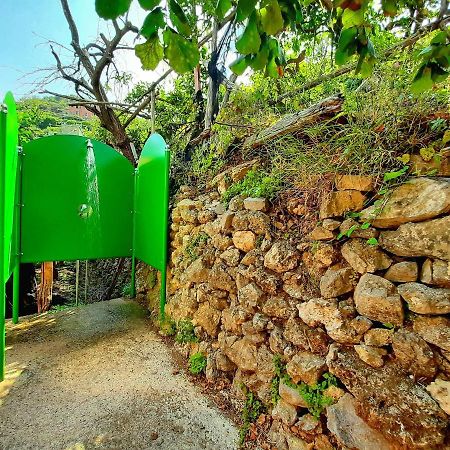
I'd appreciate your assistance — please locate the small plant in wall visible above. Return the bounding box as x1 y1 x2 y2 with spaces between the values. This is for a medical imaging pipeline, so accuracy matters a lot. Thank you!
176 319 198 344
239 385 265 447
189 352 207 375
159 316 177 336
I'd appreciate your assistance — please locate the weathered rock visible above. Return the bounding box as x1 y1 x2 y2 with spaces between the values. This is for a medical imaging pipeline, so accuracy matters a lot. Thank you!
209 264 236 292
183 257 210 285
165 288 197 321
360 177 450 228
286 351 327 385
272 399 298 426
256 344 276 382
354 274 404 326
327 345 449 448
264 241 300 273
279 379 309 408
228 195 244 212
392 329 437 379
327 394 393 450
398 282 450 315
244 197 269 212
364 328 393 347
262 295 294 319
313 435 334 450
215 350 236 372
384 261 418 282
252 267 280 294
413 315 450 351
298 298 371 344
322 218 341 230
247 211 271 235
238 282 264 309
282 272 307 299
426 379 450 415
211 233 233 251
252 312 269 331
319 267 357 298
198 209 217 224
269 326 288 354
220 211 234 232
224 336 258 372
306 226 335 241
335 174 375 191
354 344 387 368
319 190 366 219
311 244 339 269
232 230 256 252
341 239 392 274
294 413 323 438
421 258 450 287
219 247 241 267
283 317 329 356
192 302 221 337
379 216 450 261
285 431 313 450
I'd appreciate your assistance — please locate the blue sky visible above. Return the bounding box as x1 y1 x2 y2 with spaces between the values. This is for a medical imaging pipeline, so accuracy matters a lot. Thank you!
0 0 105 98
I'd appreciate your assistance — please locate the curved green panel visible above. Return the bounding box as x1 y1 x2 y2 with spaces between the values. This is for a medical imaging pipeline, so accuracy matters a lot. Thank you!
135 133 170 271
2 92 19 279
21 135 134 262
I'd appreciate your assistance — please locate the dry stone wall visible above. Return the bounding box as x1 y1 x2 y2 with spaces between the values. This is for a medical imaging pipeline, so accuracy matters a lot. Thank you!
151 172 450 449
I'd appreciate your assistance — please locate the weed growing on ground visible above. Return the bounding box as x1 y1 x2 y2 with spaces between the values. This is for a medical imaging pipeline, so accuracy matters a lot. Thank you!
121 282 134 298
222 169 283 206
48 303 79 313
159 316 177 336
189 352 207 375
239 386 265 447
175 319 198 344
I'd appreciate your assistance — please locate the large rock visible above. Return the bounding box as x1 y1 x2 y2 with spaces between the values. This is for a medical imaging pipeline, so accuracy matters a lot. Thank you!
298 297 372 344
272 399 298 426
238 282 264 309
335 174 375 192
192 302 221 337
413 315 450 351
384 261 418 282
363 328 393 347
392 329 437 378
286 351 327 386
421 258 450 287
327 394 394 450
244 197 269 212
232 230 256 252
327 345 449 448
398 282 450 315
360 177 450 228
283 317 329 356
262 295 294 319
354 274 404 326
223 336 258 372
319 190 366 219
426 379 450 415
209 263 236 292
379 216 450 261
264 241 299 273
279 379 309 407
319 267 357 298
341 239 392 274
354 344 387 368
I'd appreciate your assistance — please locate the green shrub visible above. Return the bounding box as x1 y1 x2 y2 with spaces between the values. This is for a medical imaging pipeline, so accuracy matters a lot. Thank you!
159 316 177 336
239 387 265 447
184 232 209 262
176 319 198 344
189 352 207 375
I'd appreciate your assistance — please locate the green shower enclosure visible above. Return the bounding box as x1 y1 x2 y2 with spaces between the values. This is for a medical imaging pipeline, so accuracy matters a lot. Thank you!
0 92 170 381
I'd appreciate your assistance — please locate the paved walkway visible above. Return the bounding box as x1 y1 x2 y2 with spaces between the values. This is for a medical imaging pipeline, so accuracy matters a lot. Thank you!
0 299 238 450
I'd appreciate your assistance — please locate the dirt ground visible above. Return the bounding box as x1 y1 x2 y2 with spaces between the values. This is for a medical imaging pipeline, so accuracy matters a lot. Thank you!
0 299 238 450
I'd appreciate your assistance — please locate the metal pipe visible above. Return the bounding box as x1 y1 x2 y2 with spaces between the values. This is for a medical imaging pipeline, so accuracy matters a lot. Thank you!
130 168 138 298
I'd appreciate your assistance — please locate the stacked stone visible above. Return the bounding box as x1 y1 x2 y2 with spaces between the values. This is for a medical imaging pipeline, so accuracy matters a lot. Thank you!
163 170 450 450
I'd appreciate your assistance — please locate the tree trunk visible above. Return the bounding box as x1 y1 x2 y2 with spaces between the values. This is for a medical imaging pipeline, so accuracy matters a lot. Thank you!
37 262 53 313
205 19 219 129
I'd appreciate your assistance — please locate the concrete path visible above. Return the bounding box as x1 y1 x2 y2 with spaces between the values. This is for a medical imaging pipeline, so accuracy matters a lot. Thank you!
0 299 238 450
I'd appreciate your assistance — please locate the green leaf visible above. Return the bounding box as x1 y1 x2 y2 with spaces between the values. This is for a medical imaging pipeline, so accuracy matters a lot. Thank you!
230 55 250 75
138 0 161 10
442 129 450 145
260 0 284 36
236 0 258 22
236 12 261 55
216 0 232 19
266 54 281 78
431 31 448 45
411 65 434 94
342 8 364 28
359 55 376 77
249 43 270 70
163 30 199 73
141 8 165 39
169 0 192 36
383 166 408 181
366 237 379 246
381 0 398 16
335 27 358 65
95 0 132 19
135 34 164 70
360 222 371 230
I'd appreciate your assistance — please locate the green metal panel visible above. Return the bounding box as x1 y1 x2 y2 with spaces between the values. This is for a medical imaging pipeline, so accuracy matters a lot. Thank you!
134 134 170 317
21 135 134 262
134 133 170 270
3 92 19 279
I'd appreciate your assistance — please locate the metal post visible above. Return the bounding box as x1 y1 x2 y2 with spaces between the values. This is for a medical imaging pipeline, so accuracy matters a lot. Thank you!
75 260 80 306
130 168 138 298
0 105 7 381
